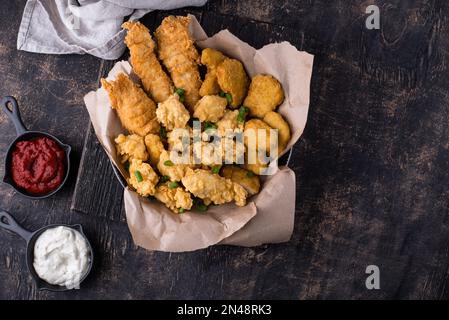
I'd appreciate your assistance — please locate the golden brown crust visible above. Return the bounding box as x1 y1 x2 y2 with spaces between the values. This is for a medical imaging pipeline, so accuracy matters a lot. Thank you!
101 73 160 136
155 16 202 111
182 168 247 206
263 111 291 153
221 165 260 196
199 48 227 97
243 74 284 118
216 58 249 108
122 21 173 103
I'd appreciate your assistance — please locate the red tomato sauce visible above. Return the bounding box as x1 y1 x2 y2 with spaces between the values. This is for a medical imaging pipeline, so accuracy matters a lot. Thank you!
11 137 66 195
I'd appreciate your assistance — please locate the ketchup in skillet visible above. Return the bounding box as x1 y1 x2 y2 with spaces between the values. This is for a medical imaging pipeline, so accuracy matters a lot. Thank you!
11 137 65 195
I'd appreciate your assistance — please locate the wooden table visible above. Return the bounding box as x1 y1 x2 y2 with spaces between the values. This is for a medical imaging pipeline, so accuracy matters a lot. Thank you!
1 0 449 299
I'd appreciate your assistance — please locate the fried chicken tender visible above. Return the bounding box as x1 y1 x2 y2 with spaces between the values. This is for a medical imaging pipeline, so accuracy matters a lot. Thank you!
122 21 173 103
101 73 159 136
221 165 260 196
115 134 148 163
216 58 249 108
199 48 227 96
155 16 202 111
156 94 190 130
243 75 284 118
128 159 159 197
182 168 247 206
193 95 227 122
157 150 194 182
154 184 193 213
244 119 274 153
263 111 291 153
144 134 164 166
216 110 243 136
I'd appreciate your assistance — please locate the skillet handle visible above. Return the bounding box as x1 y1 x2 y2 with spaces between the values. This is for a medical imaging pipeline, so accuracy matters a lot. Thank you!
0 210 33 242
1 96 27 135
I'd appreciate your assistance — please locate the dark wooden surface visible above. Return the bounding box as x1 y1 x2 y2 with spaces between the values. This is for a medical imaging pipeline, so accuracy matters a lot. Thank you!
1 0 449 299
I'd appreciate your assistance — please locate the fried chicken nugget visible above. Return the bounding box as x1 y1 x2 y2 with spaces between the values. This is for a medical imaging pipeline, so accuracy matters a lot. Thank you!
263 111 291 152
157 150 194 182
128 159 159 197
243 75 284 118
244 119 274 153
216 110 244 136
193 95 227 122
216 58 249 108
122 21 173 103
155 16 202 111
182 168 247 206
244 160 268 176
199 48 227 96
115 134 149 163
144 134 164 166
101 73 159 136
154 184 193 213
221 165 260 196
156 94 190 130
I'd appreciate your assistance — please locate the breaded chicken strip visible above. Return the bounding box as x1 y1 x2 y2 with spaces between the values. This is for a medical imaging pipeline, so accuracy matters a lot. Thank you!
101 73 159 136
122 21 173 103
243 75 284 118
199 48 227 96
144 134 165 166
156 94 190 130
115 134 148 163
155 184 193 213
128 159 159 197
182 168 247 206
193 95 227 122
155 16 202 111
216 58 249 108
221 165 260 196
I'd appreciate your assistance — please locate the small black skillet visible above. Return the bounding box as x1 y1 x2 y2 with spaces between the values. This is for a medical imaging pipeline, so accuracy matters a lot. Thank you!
1 96 71 199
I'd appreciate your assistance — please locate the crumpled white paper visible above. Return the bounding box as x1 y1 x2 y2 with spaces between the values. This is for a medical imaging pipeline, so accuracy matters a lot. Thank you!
84 16 313 252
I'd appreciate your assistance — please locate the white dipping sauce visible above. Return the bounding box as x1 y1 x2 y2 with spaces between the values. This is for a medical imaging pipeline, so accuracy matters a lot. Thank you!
33 226 90 288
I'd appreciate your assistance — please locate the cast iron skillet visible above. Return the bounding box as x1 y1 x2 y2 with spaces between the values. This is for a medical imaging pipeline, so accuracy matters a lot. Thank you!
0 209 93 291
1 96 71 199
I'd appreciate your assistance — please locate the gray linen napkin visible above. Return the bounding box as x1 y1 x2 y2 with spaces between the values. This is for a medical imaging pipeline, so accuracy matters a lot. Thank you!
17 0 207 60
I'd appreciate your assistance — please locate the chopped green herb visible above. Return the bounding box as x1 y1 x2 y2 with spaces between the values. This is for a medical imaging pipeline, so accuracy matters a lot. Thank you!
237 106 249 123
196 203 208 212
164 160 174 166
211 165 221 174
175 88 185 103
194 198 208 212
175 87 185 96
159 175 170 183
178 208 185 214
225 93 232 104
134 170 143 182
246 171 255 178
204 121 217 131
219 91 226 97
168 181 179 189
124 161 130 171
159 126 167 139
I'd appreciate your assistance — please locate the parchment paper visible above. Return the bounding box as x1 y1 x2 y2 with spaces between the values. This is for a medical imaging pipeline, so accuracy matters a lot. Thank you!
83 16 313 252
